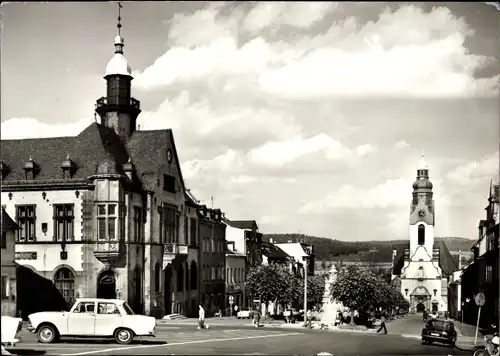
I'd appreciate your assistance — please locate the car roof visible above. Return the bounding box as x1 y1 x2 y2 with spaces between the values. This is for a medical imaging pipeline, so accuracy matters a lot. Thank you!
74 298 125 304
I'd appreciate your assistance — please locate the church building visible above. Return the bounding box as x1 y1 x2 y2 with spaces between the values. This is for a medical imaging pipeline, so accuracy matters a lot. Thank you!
1 12 197 317
392 155 457 314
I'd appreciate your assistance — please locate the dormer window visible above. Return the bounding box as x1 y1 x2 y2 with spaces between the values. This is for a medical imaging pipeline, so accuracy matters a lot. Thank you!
61 154 76 179
122 158 135 181
1 161 10 179
24 155 40 180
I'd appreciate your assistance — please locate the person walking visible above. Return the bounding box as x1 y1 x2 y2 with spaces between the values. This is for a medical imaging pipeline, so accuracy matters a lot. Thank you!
197 305 209 330
377 313 388 334
253 307 261 328
233 304 239 317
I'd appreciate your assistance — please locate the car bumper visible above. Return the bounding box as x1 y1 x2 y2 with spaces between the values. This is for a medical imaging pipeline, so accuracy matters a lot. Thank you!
422 335 452 343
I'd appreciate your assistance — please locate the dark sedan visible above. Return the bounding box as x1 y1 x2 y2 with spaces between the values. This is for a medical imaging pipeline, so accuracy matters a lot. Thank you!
421 319 457 346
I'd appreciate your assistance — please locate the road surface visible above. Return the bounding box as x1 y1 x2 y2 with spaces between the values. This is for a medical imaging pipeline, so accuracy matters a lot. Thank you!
6 323 470 355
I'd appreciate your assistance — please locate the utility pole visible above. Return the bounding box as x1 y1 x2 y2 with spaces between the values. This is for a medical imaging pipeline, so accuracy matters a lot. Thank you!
304 259 308 327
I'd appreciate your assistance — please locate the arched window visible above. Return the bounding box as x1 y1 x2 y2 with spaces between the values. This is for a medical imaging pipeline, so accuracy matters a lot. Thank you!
190 261 197 290
177 265 184 292
54 267 75 305
154 263 161 292
418 224 425 245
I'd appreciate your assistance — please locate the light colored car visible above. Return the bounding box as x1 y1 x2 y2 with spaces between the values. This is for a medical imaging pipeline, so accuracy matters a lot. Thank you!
1 315 23 355
237 309 253 319
27 298 156 345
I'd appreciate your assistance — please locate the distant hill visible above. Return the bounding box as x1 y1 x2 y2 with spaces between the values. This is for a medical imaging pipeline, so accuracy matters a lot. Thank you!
264 233 475 264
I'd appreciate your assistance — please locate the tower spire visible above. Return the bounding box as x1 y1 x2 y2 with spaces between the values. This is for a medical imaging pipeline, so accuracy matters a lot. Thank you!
419 148 428 170
117 2 122 36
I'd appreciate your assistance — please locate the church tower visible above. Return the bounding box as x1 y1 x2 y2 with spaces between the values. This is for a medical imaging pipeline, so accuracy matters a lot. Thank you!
95 3 141 141
408 152 435 260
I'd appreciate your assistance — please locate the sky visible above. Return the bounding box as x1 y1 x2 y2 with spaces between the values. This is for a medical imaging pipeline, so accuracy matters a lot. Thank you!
1 2 499 241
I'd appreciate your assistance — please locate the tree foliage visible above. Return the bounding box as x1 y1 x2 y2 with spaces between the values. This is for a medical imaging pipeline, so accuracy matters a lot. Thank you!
329 265 380 312
296 274 326 309
246 264 298 305
329 265 410 319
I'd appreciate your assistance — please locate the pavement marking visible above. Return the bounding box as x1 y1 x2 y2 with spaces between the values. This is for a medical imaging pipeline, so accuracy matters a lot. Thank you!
60 332 302 356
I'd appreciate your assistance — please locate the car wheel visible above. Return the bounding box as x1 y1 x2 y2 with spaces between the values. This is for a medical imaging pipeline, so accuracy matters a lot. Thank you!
115 328 134 345
37 324 57 344
473 348 487 356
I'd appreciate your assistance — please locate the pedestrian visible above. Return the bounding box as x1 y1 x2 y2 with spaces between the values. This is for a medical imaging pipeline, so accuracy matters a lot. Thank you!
197 305 209 330
253 307 261 328
377 313 388 334
234 304 239 317
423 310 427 321
306 309 313 329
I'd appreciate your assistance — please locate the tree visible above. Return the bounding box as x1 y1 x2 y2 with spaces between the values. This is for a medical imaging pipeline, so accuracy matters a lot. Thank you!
296 274 326 310
246 264 297 312
329 265 380 324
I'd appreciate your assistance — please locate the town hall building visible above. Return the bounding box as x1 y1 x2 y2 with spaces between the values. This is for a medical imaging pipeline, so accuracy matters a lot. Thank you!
1 15 198 317
392 155 457 314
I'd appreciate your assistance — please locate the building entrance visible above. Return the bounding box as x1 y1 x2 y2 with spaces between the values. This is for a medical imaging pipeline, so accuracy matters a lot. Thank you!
97 270 116 299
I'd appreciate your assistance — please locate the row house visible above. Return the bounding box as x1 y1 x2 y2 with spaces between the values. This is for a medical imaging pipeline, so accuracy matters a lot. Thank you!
461 182 499 327
224 218 263 309
1 208 19 316
0 27 193 318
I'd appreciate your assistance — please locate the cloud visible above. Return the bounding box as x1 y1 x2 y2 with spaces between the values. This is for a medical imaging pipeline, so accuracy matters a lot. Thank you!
394 140 410 150
134 3 498 98
299 177 452 215
1 117 91 139
447 151 499 185
242 2 338 33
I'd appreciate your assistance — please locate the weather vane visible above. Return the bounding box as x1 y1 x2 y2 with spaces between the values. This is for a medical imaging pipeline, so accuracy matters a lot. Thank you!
117 2 123 36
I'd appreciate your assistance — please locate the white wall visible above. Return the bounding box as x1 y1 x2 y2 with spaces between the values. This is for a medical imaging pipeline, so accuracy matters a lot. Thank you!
409 221 434 261
2 190 85 273
2 190 84 242
225 224 245 254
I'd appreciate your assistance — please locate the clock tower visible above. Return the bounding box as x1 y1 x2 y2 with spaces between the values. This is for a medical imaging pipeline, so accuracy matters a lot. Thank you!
408 153 435 260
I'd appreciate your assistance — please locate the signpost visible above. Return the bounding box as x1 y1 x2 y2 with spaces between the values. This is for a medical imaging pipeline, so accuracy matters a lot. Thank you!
229 295 234 317
474 293 486 346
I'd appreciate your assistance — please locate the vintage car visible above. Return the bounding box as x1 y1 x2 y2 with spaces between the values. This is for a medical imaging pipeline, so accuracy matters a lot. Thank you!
421 318 457 346
27 298 156 344
236 309 254 319
1 315 23 355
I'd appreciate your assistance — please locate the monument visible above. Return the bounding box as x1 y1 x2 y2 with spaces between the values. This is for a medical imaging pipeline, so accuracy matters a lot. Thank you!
319 264 344 326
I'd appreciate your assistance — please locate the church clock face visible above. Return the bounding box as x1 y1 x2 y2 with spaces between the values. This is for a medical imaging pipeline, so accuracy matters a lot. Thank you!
418 209 426 218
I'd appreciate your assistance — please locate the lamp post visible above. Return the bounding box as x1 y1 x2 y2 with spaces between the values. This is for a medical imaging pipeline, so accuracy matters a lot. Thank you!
304 259 308 327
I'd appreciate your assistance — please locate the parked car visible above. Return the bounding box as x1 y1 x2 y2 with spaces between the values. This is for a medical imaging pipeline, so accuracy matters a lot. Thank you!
1 315 23 355
237 309 253 319
421 318 457 346
27 298 156 344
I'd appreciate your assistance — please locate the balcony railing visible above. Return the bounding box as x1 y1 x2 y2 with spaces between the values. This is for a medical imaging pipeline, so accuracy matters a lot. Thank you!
95 96 141 110
93 241 124 263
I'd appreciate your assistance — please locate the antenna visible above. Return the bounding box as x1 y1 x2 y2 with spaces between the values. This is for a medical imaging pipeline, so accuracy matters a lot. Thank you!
117 2 123 36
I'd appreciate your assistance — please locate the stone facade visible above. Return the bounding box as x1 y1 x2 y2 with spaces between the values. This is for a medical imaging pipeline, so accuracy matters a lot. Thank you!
1 209 19 316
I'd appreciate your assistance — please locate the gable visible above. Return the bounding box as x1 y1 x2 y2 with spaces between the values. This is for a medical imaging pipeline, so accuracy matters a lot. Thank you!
127 129 186 194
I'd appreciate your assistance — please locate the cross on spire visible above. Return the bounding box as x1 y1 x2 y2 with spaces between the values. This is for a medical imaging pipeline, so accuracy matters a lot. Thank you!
117 2 123 36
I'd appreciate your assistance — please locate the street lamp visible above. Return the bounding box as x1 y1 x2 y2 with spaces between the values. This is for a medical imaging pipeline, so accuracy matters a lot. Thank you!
304 259 308 327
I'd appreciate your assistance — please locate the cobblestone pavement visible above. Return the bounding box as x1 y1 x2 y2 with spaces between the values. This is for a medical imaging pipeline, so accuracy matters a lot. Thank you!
6 323 470 355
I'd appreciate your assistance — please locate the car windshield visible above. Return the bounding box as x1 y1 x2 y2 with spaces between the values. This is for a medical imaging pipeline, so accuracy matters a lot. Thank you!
122 302 135 315
427 320 451 330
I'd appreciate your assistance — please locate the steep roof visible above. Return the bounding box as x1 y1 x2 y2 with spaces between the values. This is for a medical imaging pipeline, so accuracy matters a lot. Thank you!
1 123 186 193
127 129 186 192
275 242 311 258
392 241 458 276
261 241 290 260
224 219 258 230
1 123 129 182
1 208 20 232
